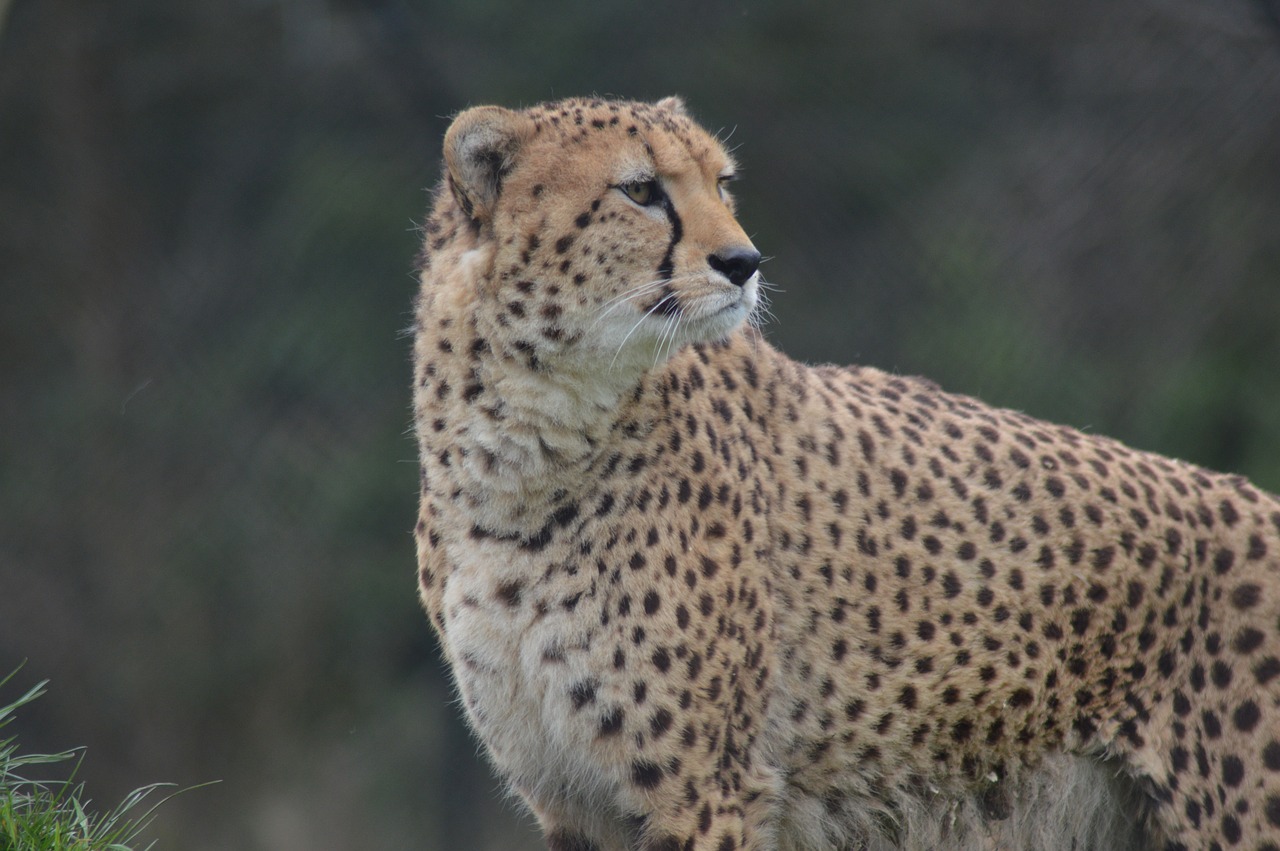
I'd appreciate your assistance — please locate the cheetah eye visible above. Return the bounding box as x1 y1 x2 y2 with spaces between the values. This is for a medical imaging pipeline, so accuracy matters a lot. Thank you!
619 179 660 207
716 173 737 201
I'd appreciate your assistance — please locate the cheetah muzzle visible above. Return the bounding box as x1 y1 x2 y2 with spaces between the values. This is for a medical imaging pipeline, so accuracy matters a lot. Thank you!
412 96 1280 851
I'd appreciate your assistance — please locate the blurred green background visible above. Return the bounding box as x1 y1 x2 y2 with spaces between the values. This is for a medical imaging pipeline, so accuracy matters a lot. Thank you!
1 1 1278 848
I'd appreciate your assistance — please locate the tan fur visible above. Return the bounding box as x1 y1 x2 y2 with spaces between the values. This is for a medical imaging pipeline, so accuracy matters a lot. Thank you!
412 97 1280 851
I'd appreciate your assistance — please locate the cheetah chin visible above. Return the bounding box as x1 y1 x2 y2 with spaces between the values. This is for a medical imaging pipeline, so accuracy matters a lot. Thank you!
412 96 1280 851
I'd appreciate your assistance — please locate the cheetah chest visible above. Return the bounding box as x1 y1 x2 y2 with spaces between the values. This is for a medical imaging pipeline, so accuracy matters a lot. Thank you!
441 542 617 804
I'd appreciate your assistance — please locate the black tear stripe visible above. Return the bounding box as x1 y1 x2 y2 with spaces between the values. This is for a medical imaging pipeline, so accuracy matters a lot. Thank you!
653 197 684 316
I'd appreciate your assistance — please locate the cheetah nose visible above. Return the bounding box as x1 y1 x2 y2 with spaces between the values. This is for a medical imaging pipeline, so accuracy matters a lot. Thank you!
708 246 761 288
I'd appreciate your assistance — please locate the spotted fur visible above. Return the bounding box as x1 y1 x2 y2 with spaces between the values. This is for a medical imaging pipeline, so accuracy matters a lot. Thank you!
411 97 1280 850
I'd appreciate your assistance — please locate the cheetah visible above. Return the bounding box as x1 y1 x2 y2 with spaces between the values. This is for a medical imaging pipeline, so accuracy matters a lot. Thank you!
411 96 1280 851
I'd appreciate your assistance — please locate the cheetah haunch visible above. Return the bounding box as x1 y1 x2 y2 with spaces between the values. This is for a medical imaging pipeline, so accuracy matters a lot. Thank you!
412 96 1280 851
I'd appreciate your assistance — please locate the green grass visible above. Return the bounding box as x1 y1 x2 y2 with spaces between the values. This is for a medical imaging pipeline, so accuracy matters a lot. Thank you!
0 667 196 851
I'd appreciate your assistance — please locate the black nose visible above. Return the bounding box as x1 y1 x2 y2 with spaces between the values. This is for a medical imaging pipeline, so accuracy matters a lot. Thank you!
708 246 761 288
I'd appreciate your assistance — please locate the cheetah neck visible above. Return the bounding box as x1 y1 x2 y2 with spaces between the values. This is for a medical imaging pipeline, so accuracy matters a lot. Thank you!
416 269 666 539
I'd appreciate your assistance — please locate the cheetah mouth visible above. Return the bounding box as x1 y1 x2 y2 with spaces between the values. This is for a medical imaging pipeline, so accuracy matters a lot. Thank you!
682 279 758 333
608 277 758 360
637 277 755 321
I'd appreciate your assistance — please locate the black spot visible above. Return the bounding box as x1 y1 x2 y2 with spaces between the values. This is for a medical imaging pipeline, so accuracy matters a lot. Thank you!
598 707 624 737
495 580 523 606
1265 741 1280 771
554 503 580 527
650 708 673 737
889 469 907 497
631 760 664 789
1070 608 1092 636
677 479 692 504
570 679 598 710
518 522 553 552
1073 715 1098 739
1232 700 1260 732
1232 627 1264 654
1009 688 1033 708
1229 583 1262 609
1202 710 1222 739
1211 661 1233 689
1257 656 1280 685
1221 755 1244 787
1221 814 1242 843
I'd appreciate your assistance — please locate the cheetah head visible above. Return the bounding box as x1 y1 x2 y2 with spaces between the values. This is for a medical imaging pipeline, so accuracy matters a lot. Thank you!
435 96 761 374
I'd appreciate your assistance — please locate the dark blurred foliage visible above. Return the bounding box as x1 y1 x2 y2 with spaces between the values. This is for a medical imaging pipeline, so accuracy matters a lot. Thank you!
0 0 1277 848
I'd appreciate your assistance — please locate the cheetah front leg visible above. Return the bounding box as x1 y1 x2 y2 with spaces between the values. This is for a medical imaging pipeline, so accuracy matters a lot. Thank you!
619 763 781 851
601 670 783 849
526 644 784 850
523 764 778 851
569 541 784 848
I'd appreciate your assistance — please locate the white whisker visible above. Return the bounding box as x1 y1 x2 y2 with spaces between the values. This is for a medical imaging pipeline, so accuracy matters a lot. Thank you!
588 273 702 332
610 292 679 372
655 312 680 371
651 317 668 371
660 306 684 368
650 298 684 370
751 290 777 329
588 280 670 330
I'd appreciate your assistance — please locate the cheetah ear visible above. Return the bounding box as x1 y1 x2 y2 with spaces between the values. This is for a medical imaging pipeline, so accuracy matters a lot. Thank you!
443 105 527 224
656 95 688 117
